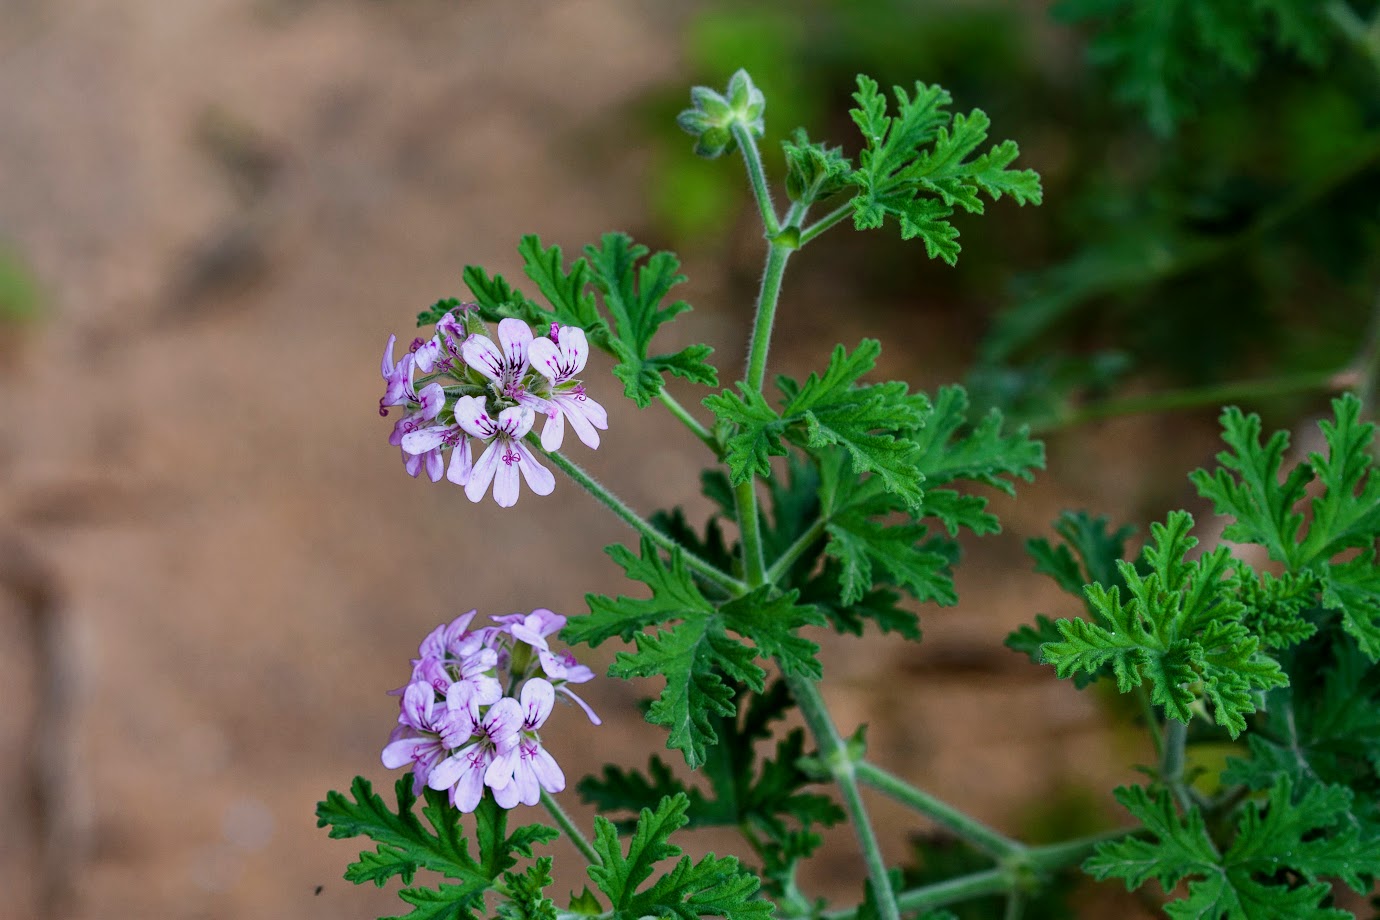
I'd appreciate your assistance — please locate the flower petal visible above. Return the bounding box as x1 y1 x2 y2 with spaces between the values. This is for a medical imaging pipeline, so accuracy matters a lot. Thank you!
446 438 473 485
496 318 533 367
514 441 555 496
539 408 565 451
461 334 505 382
492 444 521 507
519 677 555 729
464 441 501 504
452 395 498 439
401 426 448 455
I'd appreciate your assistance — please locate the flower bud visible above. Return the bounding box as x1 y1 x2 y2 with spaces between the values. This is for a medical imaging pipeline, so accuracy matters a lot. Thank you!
676 69 767 159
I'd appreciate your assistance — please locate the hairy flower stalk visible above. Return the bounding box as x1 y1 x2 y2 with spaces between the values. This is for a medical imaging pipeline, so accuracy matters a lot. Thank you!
382 608 598 813
378 308 606 503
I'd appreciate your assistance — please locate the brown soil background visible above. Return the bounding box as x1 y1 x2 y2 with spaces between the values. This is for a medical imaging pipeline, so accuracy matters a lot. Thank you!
0 3 1228 918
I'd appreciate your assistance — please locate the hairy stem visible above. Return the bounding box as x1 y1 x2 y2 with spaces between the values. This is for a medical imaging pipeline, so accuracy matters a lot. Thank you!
657 389 720 456
798 200 854 247
766 516 828 584
1161 718 1192 814
733 122 780 236
787 674 901 920
855 761 1024 859
541 790 601 867
821 869 1009 920
535 441 744 595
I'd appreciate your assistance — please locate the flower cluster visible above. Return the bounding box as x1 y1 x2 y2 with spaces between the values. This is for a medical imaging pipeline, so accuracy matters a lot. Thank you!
382 608 599 813
379 307 607 506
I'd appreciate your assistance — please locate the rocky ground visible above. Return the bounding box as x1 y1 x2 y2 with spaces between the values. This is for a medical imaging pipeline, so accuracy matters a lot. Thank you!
0 3 1220 918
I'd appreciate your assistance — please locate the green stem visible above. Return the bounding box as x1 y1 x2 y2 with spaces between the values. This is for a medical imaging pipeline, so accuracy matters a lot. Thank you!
535 441 745 595
855 761 1024 859
1033 368 1347 434
657 389 720 456
821 869 1009 920
745 243 794 393
541 789 601 867
786 674 901 920
765 516 828 584
733 122 780 236
734 479 768 588
1024 827 1136 872
798 200 854 247
1161 718 1192 814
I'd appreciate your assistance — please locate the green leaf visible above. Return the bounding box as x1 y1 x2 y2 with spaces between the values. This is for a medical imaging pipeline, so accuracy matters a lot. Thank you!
1088 778 1380 918
718 587 824 680
1027 511 1139 602
569 538 716 647
845 75 1041 263
586 232 718 407
517 235 605 336
1299 394 1380 565
316 777 486 888
1042 511 1286 735
1322 552 1380 659
800 562 920 640
779 341 929 508
497 858 558 920
589 794 772 920
703 384 787 485
823 515 954 608
611 619 766 769
391 881 490 920
911 386 1043 495
1223 640 1380 839
1055 0 1336 133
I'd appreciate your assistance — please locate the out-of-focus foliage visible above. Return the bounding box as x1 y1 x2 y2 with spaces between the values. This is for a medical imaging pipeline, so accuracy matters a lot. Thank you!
640 0 1380 429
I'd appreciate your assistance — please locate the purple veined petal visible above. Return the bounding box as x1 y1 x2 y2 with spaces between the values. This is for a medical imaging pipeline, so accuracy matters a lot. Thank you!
461 334 505 382
555 326 589 375
491 440 522 507
426 748 467 792
447 746 490 813
400 681 437 728
513 745 544 805
483 697 524 748
417 383 446 420
437 707 479 749
381 731 428 769
413 336 443 373
539 408 566 451
519 678 555 729
403 450 424 478
526 336 563 383
446 437 473 485
444 610 481 648
468 674 503 706
513 441 555 496
528 743 566 794
452 395 499 439
496 405 535 439
464 440 502 504
496 318 533 368
424 448 444 482
401 426 449 455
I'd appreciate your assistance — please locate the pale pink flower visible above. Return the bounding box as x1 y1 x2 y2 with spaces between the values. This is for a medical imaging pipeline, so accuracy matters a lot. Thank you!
527 326 607 450
452 397 554 507
427 696 523 813
461 318 547 412
488 679 565 808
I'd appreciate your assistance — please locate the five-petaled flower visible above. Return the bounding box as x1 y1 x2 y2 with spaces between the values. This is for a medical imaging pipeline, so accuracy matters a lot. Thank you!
377 313 606 504
381 609 598 813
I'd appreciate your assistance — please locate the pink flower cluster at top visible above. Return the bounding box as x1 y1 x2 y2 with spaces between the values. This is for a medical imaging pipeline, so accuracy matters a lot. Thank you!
382 609 600 813
379 307 608 506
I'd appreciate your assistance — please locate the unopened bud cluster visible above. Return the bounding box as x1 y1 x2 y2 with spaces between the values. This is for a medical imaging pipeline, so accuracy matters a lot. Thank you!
676 68 766 158
379 307 607 506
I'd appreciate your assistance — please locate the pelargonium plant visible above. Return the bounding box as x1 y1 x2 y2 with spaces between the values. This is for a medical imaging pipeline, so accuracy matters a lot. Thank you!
319 64 1380 920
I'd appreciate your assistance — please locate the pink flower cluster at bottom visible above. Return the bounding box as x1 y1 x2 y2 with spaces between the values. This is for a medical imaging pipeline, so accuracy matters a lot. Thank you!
382 609 598 812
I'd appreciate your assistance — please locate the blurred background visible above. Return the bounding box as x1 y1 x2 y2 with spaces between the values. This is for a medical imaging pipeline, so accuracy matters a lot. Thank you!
1 1 1376 918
